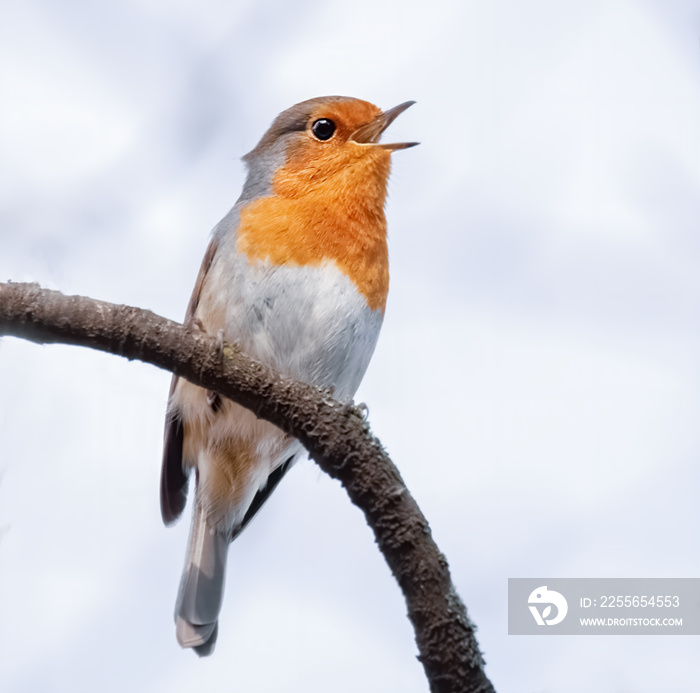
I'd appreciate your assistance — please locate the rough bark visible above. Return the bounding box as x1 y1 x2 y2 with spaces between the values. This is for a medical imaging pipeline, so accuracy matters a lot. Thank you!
0 281 495 693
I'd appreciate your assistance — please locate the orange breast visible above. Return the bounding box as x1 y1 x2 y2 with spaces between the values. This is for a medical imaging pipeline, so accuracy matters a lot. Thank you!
236 144 391 312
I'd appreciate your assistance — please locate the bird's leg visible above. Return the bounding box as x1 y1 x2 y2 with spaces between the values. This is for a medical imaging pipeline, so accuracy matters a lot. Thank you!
205 330 225 413
216 329 225 360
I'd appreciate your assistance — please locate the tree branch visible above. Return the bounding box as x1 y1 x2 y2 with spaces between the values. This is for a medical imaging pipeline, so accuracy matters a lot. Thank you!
0 281 495 693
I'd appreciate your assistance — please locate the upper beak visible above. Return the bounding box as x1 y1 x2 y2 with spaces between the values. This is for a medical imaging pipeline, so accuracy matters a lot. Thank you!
350 101 419 151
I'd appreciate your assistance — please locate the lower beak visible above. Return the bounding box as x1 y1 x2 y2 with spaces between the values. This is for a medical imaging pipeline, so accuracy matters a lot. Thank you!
350 101 419 151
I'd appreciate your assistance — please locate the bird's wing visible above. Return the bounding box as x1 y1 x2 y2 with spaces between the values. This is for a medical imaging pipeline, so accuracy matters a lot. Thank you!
229 455 296 542
160 235 220 525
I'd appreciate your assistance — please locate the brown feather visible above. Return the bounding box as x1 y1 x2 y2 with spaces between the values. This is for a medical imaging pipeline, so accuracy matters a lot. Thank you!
160 235 220 524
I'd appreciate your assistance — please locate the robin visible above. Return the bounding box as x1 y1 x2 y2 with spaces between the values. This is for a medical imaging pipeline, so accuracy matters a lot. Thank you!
161 96 416 655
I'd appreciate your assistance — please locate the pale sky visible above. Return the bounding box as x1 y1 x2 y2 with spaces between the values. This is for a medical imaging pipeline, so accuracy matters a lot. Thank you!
1 1 699 691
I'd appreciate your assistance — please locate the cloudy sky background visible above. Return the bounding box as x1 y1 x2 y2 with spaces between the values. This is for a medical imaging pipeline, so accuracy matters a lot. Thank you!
1 0 699 691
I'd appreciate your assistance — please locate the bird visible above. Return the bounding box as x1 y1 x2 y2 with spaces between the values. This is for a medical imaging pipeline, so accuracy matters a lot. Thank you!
160 95 416 656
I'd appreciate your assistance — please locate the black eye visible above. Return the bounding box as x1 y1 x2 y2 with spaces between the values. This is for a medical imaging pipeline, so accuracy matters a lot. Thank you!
311 118 336 141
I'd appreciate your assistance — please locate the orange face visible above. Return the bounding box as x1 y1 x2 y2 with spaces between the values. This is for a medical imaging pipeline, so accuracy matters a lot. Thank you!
236 98 396 312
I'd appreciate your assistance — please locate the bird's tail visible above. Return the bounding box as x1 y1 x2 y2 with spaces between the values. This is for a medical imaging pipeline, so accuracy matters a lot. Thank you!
175 503 228 656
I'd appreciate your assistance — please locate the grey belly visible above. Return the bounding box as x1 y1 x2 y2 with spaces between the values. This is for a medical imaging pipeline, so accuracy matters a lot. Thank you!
223 258 384 401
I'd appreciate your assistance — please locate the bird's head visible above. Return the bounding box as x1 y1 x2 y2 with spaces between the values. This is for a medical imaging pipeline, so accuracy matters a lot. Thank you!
241 96 417 201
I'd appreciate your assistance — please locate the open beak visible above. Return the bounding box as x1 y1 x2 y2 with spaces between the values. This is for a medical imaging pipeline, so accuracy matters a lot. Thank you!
350 101 419 151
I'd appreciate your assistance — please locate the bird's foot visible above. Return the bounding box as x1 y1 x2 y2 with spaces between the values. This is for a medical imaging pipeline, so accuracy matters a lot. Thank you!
356 402 370 420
